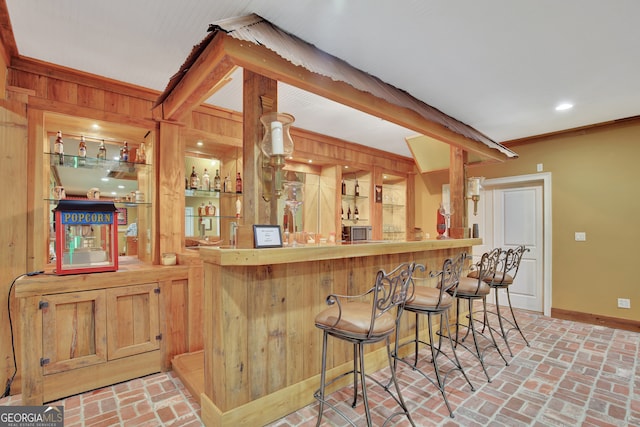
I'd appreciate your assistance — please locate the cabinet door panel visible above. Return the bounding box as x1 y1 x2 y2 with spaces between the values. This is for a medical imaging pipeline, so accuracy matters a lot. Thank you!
41 290 107 375
106 283 160 360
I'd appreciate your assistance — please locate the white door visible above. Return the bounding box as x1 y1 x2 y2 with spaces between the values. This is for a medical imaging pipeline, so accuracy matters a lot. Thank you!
493 184 543 312
468 179 546 313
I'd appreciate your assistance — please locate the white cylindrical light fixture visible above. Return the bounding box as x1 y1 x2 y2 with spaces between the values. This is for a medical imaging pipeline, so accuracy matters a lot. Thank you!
271 121 284 155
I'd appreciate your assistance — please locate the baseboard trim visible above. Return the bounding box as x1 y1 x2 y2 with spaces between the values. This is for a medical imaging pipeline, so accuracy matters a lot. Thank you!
551 308 640 332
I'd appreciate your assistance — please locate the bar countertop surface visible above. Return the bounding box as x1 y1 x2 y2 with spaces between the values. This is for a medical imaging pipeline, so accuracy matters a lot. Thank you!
199 238 481 266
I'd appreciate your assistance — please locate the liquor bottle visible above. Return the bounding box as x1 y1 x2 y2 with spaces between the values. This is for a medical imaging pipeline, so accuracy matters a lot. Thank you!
437 203 447 238
189 166 198 190
354 205 359 220
202 169 210 191
347 205 351 220
206 200 215 216
54 130 64 165
283 207 289 230
120 141 129 162
354 179 360 196
341 178 346 195
213 169 221 192
78 135 87 160
97 140 107 161
137 143 147 164
223 175 231 193
77 136 86 167
341 205 344 220
235 198 242 218
235 172 243 194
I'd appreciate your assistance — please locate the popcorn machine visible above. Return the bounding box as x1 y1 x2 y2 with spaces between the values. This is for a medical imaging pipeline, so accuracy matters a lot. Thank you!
54 200 118 275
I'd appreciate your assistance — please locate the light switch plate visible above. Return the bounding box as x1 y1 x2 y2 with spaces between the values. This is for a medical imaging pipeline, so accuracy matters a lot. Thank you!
575 232 586 241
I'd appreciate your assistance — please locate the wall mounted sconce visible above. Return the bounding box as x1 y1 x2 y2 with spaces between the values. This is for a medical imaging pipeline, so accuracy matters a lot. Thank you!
260 112 295 202
467 176 484 216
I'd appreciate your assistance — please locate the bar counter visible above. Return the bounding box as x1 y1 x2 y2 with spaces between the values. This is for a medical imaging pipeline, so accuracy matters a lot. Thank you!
194 238 481 426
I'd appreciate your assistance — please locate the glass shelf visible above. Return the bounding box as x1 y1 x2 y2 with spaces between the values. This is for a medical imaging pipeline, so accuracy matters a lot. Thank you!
46 199 151 207
47 152 151 170
185 214 243 219
185 189 243 198
341 194 368 201
342 218 368 223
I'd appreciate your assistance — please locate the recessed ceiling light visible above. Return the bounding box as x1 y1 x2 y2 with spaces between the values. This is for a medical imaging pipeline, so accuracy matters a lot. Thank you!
308 159 313 163
92 124 100 129
196 141 203 146
555 103 574 111
101 177 109 182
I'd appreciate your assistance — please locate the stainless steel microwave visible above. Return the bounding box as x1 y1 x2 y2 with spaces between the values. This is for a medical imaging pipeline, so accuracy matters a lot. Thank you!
343 225 372 242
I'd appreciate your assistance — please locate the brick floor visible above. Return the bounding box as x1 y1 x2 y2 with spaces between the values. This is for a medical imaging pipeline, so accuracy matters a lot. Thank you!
1 308 638 426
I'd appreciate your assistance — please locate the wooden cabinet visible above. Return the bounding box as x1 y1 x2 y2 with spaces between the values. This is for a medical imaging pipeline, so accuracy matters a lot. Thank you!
40 283 159 375
106 283 160 360
41 290 108 375
15 266 195 405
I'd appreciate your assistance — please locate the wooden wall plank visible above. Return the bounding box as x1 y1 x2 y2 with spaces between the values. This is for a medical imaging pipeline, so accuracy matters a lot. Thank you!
104 91 130 115
47 78 77 104
11 57 158 102
77 85 105 110
0 94 28 394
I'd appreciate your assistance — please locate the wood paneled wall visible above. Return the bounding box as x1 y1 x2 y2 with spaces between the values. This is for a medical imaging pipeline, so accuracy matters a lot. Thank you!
0 89 28 398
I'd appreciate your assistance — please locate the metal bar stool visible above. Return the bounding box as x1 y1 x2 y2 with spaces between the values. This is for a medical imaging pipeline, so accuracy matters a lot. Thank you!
314 262 417 427
451 248 508 382
393 253 474 418
477 245 531 356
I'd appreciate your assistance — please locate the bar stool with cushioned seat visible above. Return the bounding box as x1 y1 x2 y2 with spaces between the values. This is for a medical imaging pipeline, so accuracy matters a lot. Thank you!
314 262 417 427
451 248 508 382
393 253 474 418
477 245 531 356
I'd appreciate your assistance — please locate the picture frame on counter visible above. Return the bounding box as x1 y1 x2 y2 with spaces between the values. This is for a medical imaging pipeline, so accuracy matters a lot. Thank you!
253 224 283 248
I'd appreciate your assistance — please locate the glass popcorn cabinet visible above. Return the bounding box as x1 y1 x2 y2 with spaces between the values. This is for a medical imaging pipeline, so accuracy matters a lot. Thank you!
54 200 119 275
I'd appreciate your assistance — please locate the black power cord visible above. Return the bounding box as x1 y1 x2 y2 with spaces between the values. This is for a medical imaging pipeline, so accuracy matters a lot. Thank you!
2 270 44 398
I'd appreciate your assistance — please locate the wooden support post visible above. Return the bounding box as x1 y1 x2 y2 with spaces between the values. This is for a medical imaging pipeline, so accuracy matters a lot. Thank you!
157 121 185 256
449 146 467 239
242 69 278 225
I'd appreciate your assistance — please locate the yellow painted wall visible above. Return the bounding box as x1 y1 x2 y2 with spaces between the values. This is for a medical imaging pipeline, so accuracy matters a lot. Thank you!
416 120 640 321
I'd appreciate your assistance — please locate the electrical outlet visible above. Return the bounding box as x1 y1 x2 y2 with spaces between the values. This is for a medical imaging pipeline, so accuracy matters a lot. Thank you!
618 298 631 309
575 232 586 241
537 163 543 172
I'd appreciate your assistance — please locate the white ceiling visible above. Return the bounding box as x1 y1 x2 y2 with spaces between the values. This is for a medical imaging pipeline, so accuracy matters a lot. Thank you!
6 0 640 158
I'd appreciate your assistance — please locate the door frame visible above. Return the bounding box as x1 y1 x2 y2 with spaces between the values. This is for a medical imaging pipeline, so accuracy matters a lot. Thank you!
482 172 552 316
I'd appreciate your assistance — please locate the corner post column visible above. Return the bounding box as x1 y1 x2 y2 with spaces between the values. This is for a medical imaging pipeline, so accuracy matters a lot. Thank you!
242 70 278 225
449 146 467 238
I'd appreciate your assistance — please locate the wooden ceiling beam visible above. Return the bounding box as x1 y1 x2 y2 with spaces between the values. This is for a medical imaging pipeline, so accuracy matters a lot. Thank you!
221 36 508 162
155 35 236 122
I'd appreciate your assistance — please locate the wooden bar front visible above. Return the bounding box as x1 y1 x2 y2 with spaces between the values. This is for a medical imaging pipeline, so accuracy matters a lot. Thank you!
197 238 480 426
